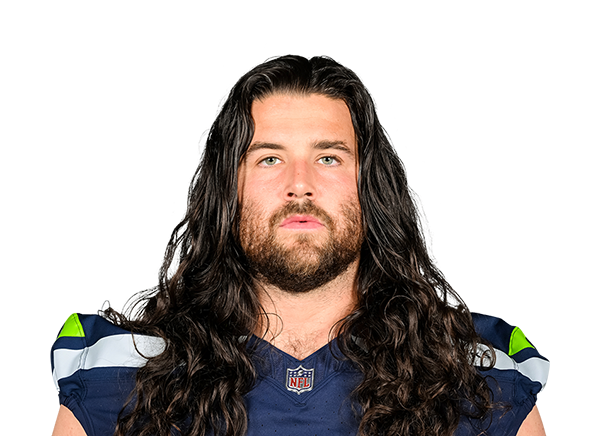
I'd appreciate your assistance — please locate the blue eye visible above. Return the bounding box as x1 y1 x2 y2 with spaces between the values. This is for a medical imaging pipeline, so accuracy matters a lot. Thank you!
261 157 281 166
319 156 339 166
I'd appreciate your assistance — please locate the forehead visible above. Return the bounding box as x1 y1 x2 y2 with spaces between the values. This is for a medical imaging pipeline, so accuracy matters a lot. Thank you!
250 93 356 148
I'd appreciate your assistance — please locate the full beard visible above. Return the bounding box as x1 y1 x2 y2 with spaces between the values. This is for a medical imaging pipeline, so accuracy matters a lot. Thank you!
238 200 364 294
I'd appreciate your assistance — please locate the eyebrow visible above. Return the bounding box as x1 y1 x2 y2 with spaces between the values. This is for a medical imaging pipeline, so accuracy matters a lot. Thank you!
245 142 285 156
313 140 354 156
245 140 354 157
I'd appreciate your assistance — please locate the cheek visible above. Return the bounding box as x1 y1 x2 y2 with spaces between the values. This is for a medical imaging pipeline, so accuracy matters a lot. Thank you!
323 173 359 201
238 164 279 205
239 191 271 229
245 172 287 206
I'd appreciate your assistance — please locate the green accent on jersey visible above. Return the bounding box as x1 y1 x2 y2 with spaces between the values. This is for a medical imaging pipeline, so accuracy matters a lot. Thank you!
509 326 534 356
57 313 85 339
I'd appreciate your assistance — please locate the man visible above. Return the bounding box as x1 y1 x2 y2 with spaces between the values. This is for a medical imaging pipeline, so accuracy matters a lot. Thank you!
51 55 548 436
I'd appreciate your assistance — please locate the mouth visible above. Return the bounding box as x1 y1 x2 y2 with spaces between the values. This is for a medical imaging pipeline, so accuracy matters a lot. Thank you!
279 215 324 230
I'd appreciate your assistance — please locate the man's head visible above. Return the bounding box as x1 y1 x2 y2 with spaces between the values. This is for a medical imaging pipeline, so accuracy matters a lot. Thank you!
238 93 363 293
226 55 392 293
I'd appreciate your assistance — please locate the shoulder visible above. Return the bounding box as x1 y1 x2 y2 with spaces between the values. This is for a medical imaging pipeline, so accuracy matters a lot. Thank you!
51 313 165 436
471 313 541 359
471 312 549 392
51 313 166 390
466 313 549 436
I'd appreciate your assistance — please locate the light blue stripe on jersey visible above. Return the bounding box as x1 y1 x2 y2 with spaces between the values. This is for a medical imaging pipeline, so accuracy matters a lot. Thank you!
475 344 549 389
52 334 166 390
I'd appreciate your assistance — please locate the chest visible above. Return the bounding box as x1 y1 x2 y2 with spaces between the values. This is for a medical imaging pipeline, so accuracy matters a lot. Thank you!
244 343 363 436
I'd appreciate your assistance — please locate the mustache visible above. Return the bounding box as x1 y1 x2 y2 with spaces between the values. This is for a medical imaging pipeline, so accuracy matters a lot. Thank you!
268 201 334 229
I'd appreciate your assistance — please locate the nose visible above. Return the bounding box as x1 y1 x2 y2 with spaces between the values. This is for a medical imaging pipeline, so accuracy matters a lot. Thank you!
284 159 316 200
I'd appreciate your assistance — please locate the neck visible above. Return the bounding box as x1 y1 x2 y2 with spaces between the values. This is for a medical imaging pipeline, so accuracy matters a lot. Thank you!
255 259 359 360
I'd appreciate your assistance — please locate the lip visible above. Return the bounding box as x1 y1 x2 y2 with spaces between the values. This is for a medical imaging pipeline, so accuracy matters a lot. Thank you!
279 215 324 230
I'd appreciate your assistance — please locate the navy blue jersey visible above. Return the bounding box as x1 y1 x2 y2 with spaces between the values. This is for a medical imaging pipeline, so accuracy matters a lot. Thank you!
51 313 548 436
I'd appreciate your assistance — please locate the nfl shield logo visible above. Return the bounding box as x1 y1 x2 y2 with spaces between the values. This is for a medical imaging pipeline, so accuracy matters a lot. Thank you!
286 365 314 394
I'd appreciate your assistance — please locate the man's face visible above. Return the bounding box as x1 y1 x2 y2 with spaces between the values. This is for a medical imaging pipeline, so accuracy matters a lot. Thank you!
238 93 363 293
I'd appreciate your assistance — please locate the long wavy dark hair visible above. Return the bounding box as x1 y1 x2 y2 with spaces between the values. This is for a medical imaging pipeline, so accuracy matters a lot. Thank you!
105 55 497 436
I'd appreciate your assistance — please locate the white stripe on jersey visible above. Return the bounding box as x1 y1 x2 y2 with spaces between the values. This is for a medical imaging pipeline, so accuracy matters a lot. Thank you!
52 334 166 390
475 344 549 389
